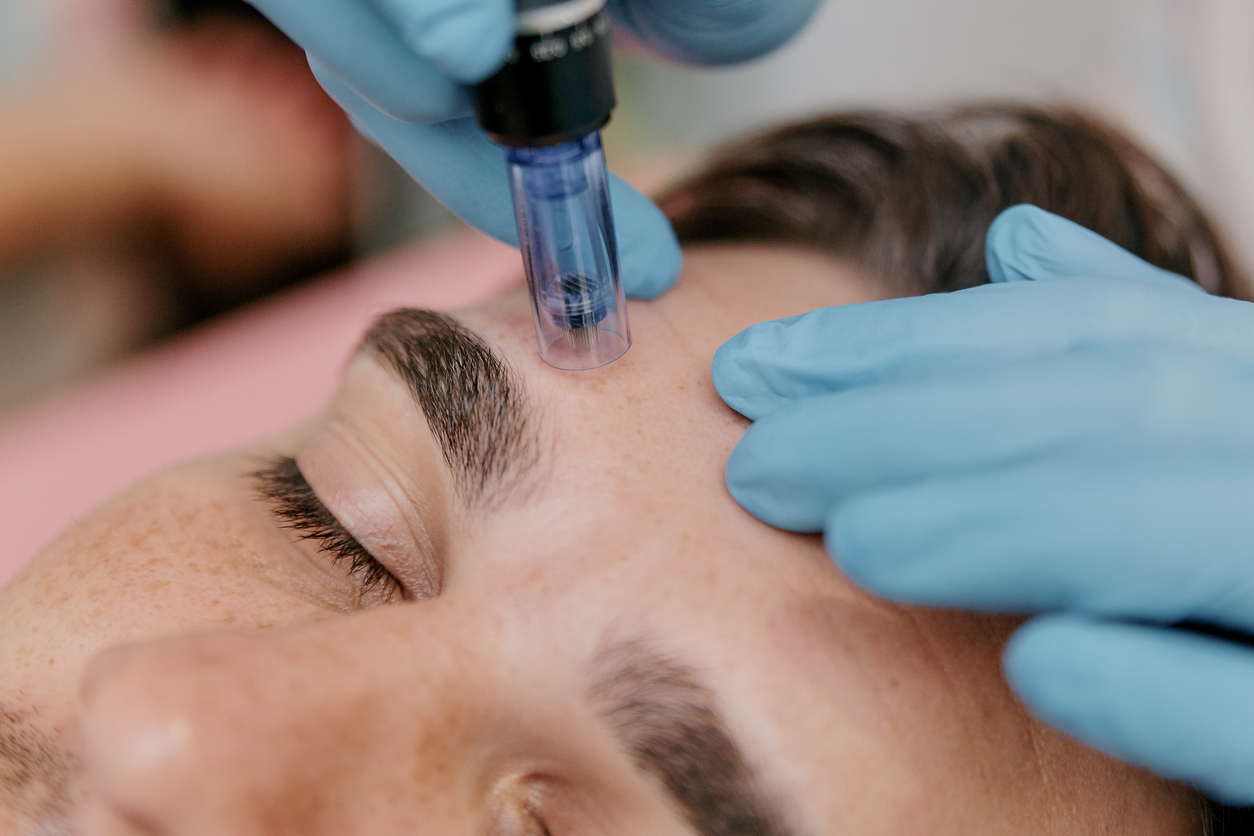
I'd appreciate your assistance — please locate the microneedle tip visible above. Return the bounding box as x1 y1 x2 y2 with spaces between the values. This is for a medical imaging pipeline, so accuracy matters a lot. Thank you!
542 271 610 331
561 325 599 351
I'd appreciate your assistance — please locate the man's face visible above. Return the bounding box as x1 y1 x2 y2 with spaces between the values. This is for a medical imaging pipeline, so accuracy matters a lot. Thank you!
0 246 1195 835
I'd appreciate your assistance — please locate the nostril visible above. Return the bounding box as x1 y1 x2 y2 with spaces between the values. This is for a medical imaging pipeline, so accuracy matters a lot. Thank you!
76 631 339 834
72 624 419 835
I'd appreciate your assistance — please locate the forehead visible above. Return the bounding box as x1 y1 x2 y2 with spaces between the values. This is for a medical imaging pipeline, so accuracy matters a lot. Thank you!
433 287 823 579
341 278 879 643
370 291 932 738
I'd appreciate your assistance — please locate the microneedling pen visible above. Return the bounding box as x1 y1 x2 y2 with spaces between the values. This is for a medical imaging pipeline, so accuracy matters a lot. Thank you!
474 0 630 371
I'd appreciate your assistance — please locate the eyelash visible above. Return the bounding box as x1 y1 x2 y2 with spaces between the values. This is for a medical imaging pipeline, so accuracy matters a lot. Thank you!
252 455 403 601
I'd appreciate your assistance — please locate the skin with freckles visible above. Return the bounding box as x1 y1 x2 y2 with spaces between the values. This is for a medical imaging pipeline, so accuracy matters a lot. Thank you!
0 246 1203 835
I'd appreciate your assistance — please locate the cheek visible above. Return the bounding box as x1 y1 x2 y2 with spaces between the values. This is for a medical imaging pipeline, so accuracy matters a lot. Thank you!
743 596 1035 826
0 474 329 711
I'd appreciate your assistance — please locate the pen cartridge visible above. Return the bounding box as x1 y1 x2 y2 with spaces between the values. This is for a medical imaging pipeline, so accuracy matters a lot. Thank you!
474 0 630 371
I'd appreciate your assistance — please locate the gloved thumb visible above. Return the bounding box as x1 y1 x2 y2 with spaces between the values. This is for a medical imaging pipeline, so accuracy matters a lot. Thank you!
986 205 1203 293
1005 614 1254 805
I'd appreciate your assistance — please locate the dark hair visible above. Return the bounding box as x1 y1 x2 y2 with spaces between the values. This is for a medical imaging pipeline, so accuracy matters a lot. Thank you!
658 105 1247 299
662 104 1254 833
159 0 270 24
1207 804 1254 835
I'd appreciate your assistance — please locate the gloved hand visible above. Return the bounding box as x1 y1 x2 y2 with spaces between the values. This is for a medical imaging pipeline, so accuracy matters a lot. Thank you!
714 204 1254 804
245 0 822 299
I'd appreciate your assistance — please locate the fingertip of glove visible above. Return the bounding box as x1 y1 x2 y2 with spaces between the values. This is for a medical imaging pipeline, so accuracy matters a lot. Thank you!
985 205 1063 284
724 428 827 533
1009 618 1254 803
824 506 874 588
608 177 681 299
1004 614 1095 696
825 500 914 602
1001 615 1122 748
1004 614 1173 756
397 0 514 84
987 204 1203 293
723 434 773 518
621 235 681 300
711 313 841 419
711 332 761 418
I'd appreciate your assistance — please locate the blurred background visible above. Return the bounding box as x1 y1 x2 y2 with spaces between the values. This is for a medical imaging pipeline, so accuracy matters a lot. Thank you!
0 0 1250 414
0 0 455 411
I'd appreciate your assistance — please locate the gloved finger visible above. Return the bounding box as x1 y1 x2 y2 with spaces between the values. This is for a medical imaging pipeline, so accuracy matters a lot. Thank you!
724 357 1086 531
727 345 1254 531
713 274 1247 420
316 62 682 298
827 462 1254 629
608 0 822 65
611 186 683 299
251 0 472 123
987 205 1203 293
313 59 515 239
368 0 513 84
1005 615 1254 805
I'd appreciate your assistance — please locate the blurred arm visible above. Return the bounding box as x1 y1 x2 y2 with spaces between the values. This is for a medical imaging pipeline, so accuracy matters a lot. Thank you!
0 92 151 274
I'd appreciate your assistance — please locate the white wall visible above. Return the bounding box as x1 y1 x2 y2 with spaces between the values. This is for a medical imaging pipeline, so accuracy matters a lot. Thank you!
625 0 1121 140
614 0 1254 272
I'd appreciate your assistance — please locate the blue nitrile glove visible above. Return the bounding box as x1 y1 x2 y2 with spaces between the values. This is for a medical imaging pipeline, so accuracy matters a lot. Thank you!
245 0 822 299
713 204 1254 804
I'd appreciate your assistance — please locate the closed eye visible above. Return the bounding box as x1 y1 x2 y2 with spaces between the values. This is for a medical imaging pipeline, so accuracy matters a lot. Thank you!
252 455 405 603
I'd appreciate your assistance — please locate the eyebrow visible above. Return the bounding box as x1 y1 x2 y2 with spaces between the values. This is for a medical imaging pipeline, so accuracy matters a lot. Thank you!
361 308 541 509
589 640 795 836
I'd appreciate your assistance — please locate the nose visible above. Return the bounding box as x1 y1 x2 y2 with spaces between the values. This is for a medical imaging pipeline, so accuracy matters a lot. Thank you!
77 614 494 835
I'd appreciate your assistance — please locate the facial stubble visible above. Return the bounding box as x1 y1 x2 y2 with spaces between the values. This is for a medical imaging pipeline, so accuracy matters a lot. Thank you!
0 707 78 836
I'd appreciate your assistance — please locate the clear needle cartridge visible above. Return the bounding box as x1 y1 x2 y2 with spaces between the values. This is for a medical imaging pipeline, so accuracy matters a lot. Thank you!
474 0 630 371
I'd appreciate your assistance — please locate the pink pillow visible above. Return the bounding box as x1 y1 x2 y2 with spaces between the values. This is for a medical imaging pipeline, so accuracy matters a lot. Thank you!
0 228 521 583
